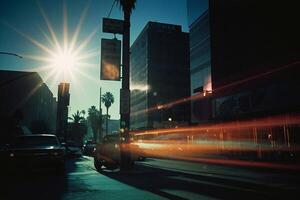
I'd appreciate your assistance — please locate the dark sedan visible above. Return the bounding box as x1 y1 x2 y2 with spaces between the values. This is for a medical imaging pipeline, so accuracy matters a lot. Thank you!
6 134 66 172
82 140 96 156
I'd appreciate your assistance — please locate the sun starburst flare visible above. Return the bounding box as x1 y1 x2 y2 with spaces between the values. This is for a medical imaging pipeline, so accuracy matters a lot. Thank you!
10 1 99 85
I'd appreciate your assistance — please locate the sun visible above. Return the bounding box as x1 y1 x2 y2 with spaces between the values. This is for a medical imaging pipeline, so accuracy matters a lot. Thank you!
51 49 77 72
10 1 99 87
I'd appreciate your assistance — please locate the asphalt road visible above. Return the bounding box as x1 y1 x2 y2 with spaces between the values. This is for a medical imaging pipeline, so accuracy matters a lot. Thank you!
0 156 299 200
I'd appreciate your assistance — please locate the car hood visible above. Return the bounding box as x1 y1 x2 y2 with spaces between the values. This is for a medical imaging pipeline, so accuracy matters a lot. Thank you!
9 145 62 151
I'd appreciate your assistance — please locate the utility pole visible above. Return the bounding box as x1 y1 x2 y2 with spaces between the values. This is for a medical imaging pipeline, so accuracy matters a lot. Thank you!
119 0 135 170
101 0 135 170
99 87 103 142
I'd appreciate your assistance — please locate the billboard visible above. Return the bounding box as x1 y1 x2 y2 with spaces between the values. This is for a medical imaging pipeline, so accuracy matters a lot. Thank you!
101 38 121 81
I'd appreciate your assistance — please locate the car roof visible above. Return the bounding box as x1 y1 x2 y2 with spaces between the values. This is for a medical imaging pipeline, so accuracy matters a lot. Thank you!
104 134 119 139
16 134 57 138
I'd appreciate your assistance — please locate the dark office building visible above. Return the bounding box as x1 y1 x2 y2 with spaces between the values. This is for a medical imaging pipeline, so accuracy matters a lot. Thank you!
187 0 212 123
0 70 57 144
185 0 300 159
130 22 190 129
187 0 300 121
209 0 300 120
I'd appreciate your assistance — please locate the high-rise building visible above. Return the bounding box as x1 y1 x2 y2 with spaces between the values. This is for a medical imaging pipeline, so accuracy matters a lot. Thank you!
130 22 190 129
187 0 212 123
209 0 300 120
187 0 300 121
186 0 300 157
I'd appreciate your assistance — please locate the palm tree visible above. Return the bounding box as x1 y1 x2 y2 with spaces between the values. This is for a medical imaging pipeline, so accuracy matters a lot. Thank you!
117 0 136 15
101 92 114 135
69 110 85 124
87 106 100 142
68 110 87 146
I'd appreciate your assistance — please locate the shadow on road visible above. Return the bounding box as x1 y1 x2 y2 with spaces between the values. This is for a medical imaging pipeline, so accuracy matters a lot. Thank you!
0 162 71 200
99 161 300 200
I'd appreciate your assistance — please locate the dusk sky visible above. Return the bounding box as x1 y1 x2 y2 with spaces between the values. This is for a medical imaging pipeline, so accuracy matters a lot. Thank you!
0 0 189 119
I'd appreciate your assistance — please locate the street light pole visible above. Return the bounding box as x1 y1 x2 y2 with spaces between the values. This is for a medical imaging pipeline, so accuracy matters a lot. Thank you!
99 87 103 142
0 51 23 59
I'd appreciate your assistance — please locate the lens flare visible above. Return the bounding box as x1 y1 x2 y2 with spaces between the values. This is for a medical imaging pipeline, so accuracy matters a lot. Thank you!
50 49 77 73
8 1 98 87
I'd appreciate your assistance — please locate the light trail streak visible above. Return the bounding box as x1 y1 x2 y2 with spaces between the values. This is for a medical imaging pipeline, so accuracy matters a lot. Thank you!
131 61 300 117
128 113 300 171
131 114 300 136
127 142 300 171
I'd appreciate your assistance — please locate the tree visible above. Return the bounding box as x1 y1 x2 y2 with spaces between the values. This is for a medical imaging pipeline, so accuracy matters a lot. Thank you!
68 110 87 146
101 92 114 135
117 0 136 15
87 106 101 142
69 110 85 124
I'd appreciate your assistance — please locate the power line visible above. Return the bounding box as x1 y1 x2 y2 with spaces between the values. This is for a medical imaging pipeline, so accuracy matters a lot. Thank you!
107 0 117 18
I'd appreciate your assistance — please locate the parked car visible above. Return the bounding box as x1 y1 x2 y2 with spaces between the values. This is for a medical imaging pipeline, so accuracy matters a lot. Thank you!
82 140 96 156
65 140 82 157
94 134 145 171
6 134 66 172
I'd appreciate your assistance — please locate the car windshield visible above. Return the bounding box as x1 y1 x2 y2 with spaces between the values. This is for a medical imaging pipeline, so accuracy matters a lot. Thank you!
12 136 59 148
103 135 120 143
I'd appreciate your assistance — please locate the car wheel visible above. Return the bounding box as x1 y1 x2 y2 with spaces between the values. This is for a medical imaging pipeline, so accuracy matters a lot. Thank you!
94 158 103 172
130 160 135 168
105 163 119 170
138 156 146 161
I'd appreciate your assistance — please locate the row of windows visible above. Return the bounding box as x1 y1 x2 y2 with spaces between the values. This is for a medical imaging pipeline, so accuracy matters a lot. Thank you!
131 93 147 106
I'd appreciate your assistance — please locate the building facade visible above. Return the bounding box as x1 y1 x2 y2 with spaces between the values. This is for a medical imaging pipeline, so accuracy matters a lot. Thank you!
130 22 190 130
185 0 300 158
209 0 300 120
187 0 212 123
0 70 57 144
187 0 300 122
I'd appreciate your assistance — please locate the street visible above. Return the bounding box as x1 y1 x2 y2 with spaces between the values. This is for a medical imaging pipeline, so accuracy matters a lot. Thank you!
1 156 299 200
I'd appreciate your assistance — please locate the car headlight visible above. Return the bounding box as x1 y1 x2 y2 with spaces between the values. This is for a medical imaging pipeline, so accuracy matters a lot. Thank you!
10 153 14 157
51 150 63 156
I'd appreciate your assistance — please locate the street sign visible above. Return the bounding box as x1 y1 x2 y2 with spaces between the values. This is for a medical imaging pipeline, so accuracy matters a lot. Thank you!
101 38 121 81
103 18 124 34
120 89 130 114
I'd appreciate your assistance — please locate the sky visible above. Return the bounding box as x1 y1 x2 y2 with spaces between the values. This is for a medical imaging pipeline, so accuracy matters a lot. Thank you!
0 0 189 119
